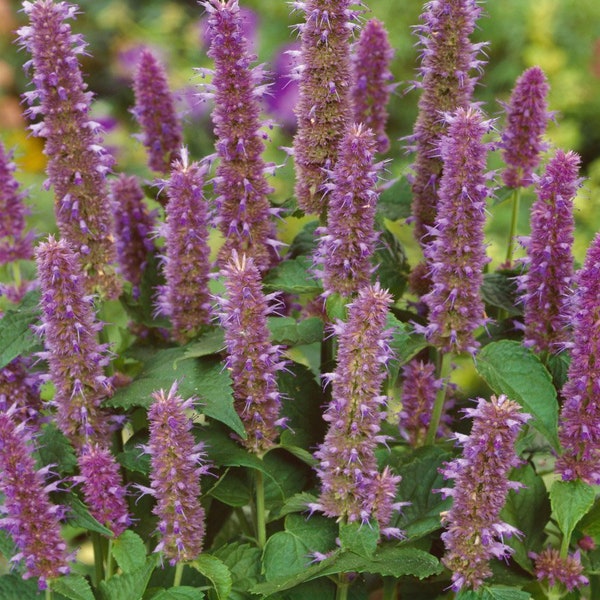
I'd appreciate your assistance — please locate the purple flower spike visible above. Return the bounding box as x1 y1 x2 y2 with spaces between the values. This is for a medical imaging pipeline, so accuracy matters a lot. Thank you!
35 236 112 447
317 124 381 297
439 394 530 591
351 19 394 154
313 284 402 532
0 406 70 589
132 49 183 174
75 444 130 537
157 151 211 343
18 0 120 298
520 150 581 353
408 0 485 245
531 548 589 591
217 252 286 454
292 0 356 214
422 107 491 355
110 174 156 299
0 141 34 265
202 0 280 272
144 383 208 565
501 66 551 189
557 232 600 484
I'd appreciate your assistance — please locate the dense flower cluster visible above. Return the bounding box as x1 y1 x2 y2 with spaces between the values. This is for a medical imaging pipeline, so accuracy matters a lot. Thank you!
18 0 120 297
438 394 530 590
217 252 286 454
520 150 581 353
531 548 589 591
143 384 209 565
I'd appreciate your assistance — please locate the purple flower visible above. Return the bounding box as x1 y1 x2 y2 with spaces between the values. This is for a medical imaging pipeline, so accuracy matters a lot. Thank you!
202 0 280 272
143 383 209 565
199 5 259 55
408 0 485 245
35 236 112 447
556 232 600 484
18 0 120 298
0 141 34 265
501 66 551 189
217 252 286 454
438 394 530 590
0 358 43 428
316 124 381 297
74 444 130 537
530 548 589 591
351 19 394 154
422 107 491 355
0 405 70 589
156 152 212 343
312 284 402 533
132 49 183 174
520 150 581 353
265 42 300 131
291 0 355 214
110 174 156 299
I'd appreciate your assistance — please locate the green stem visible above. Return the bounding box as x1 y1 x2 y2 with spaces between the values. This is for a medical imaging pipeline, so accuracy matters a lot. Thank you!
106 538 114 580
92 532 106 585
11 261 22 288
335 574 350 600
174 562 184 587
255 469 267 549
505 187 522 265
590 574 600 600
45 588 53 600
382 576 397 600
560 530 571 559
425 352 452 445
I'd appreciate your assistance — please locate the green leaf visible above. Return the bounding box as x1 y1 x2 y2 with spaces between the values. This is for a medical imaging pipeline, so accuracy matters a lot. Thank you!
64 495 114 537
212 542 261 596
190 555 232 600
107 349 245 437
475 341 559 450
200 426 265 472
35 422 77 474
112 530 147 573
263 256 322 294
0 574 41 600
208 468 252 507
339 521 379 558
373 226 409 300
550 479 596 541
267 316 323 346
98 557 156 600
117 446 151 476
377 177 413 221
288 220 319 257
148 587 205 600
0 530 16 560
278 492 319 518
481 273 522 316
546 352 570 390
181 329 225 360
457 585 532 600
50 575 95 600
262 449 310 512
386 314 429 387
0 290 40 368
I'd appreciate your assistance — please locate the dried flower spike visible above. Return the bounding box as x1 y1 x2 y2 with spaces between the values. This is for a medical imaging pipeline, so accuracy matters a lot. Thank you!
0 406 70 588
18 0 120 298
132 49 183 174
520 150 581 353
292 0 355 214
438 394 530 590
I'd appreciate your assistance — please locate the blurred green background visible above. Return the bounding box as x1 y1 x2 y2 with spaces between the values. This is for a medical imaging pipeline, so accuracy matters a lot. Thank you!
1 0 600 263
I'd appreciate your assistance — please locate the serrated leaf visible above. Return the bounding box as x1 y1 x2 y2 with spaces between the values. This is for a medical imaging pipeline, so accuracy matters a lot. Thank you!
50 575 95 600
200 426 265 472
457 585 532 600
550 479 596 542
35 422 77 474
112 530 147 573
267 316 323 346
181 329 225 360
475 341 559 450
117 446 151 475
190 555 232 600
263 256 322 294
212 542 261 594
481 273 522 316
0 574 41 600
64 495 113 537
0 290 40 368
208 468 252 507
107 349 245 437
377 177 413 221
339 521 379 558
148 587 205 600
98 557 156 600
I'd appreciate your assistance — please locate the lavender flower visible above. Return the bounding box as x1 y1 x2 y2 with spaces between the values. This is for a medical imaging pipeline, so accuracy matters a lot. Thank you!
35 236 112 447
520 150 581 353
501 66 550 189
202 0 280 272
530 548 589 591
143 383 209 565
438 394 530 590
312 284 402 534
316 124 381 297
0 141 34 265
74 444 130 537
556 232 600 484
351 19 394 154
18 0 120 298
0 406 70 588
132 49 183 174
422 107 491 355
292 0 355 214
0 358 43 427
156 152 211 343
110 174 156 299
409 0 485 245
217 252 286 454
